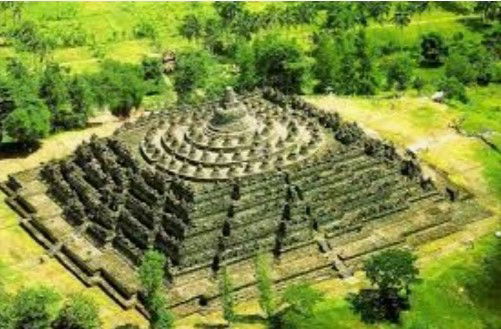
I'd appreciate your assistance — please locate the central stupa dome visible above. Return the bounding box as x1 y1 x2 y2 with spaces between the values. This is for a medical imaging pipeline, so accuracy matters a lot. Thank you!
139 87 326 181
209 87 252 133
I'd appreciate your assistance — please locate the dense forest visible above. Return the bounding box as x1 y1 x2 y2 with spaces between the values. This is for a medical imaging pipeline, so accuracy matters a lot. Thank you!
0 2 499 145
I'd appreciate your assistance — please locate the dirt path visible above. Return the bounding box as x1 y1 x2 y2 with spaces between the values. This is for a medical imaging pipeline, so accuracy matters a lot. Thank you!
0 113 122 180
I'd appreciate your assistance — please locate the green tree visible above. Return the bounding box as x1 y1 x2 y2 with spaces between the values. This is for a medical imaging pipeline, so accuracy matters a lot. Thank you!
4 99 51 145
174 50 230 103
323 3 361 31
95 61 145 118
348 249 419 324
141 56 165 95
12 286 60 329
353 29 377 95
68 75 94 128
174 50 213 102
52 294 101 329
474 2 500 22
0 77 16 143
39 62 71 129
419 32 448 67
438 77 469 103
312 33 337 93
365 2 392 24
384 54 415 91
139 250 167 299
235 42 258 91
218 266 235 324
253 33 310 94
363 249 419 295
179 14 203 40
254 251 275 319
392 3 411 29
138 250 174 329
280 283 324 329
213 2 245 24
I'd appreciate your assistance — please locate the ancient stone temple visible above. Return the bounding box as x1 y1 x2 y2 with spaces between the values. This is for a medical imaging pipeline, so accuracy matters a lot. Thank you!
1 87 489 315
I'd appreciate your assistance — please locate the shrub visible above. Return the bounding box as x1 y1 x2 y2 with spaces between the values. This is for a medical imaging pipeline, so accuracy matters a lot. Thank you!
133 21 158 40
93 60 145 117
253 33 310 94
254 251 275 318
384 53 415 91
179 14 203 40
4 98 51 145
174 49 231 103
419 32 448 67
52 294 101 329
438 77 469 103
11 286 60 329
141 56 166 95
445 52 476 84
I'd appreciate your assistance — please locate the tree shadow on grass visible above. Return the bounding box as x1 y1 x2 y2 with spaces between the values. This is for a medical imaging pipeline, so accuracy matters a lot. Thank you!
0 142 41 160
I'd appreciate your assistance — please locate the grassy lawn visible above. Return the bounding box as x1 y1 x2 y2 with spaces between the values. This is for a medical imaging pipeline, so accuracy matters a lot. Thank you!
297 234 501 329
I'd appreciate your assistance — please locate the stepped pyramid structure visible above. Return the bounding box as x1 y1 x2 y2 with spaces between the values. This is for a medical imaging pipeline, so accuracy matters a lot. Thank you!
1 88 489 315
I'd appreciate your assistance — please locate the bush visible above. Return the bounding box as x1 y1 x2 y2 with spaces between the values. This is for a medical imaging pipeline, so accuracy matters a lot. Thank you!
174 49 231 103
4 99 51 145
141 56 165 95
52 294 101 329
280 283 325 329
445 53 476 84
419 32 448 67
384 54 415 91
93 60 145 117
179 14 203 40
438 77 469 103
253 33 310 94
11 286 60 329
133 21 158 40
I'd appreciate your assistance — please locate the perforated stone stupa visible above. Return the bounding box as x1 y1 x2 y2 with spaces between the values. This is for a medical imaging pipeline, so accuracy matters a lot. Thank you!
140 87 325 181
1 88 489 315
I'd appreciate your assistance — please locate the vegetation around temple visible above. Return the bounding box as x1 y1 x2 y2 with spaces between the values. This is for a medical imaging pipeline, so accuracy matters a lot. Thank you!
0 2 499 329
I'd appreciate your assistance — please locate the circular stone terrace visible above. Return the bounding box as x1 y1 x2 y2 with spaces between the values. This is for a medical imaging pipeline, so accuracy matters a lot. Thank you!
139 88 327 181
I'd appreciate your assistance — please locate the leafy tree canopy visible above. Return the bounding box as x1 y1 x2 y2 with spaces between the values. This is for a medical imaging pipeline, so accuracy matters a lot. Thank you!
363 249 419 293
419 32 448 67
52 294 101 329
4 97 51 144
11 286 61 329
